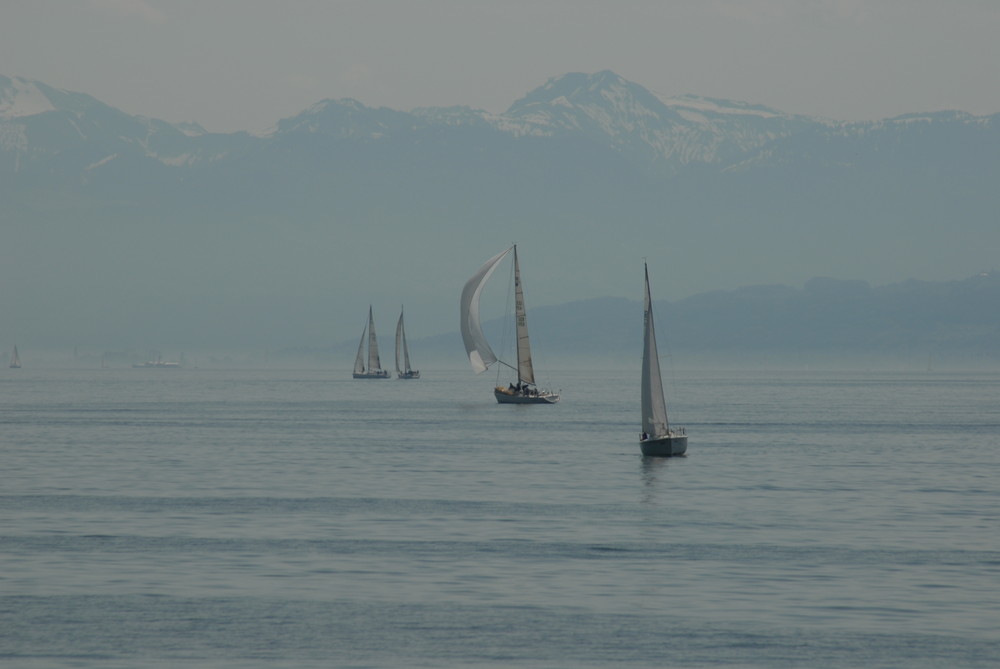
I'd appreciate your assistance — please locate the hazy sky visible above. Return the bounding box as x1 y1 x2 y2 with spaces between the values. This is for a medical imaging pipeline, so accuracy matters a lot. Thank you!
3 0 999 133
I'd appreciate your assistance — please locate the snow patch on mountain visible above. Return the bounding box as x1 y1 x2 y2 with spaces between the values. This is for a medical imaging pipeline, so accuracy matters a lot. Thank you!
86 154 118 170
656 93 786 120
174 120 208 137
270 98 401 138
0 76 56 118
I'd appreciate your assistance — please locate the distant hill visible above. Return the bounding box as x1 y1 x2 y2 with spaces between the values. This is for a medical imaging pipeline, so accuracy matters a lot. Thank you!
337 271 1000 369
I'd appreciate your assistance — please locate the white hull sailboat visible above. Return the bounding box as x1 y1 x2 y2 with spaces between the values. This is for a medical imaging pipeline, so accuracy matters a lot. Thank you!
353 306 390 379
640 263 687 456
460 245 559 404
9 344 21 369
395 307 420 379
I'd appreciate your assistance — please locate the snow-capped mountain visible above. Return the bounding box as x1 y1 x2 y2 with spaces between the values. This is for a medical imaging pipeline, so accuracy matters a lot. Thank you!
270 98 420 139
5 70 995 181
259 71 823 174
2 70 998 355
499 70 820 171
0 74 244 177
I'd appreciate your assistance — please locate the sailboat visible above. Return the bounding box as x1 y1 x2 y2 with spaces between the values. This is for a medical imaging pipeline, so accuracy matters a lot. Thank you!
9 345 21 369
353 306 390 379
640 262 687 456
460 245 559 404
132 353 181 368
395 307 420 379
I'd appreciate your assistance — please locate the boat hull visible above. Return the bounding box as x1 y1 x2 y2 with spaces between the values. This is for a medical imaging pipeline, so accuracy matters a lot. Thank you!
398 371 420 379
494 387 559 404
353 371 390 379
640 435 688 457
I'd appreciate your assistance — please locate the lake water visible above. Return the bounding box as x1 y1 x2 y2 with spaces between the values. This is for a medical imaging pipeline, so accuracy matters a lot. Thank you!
2 365 998 668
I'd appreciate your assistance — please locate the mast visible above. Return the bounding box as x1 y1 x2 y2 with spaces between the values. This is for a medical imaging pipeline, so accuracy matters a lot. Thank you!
512 245 535 385
641 263 670 437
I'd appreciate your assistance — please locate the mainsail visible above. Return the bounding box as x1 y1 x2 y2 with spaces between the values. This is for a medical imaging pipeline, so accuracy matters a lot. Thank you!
460 246 512 374
353 322 367 375
366 307 381 372
395 308 412 374
512 247 535 385
354 306 382 375
641 263 670 438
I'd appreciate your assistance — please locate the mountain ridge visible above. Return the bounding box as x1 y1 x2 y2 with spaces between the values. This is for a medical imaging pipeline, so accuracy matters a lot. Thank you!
4 69 996 186
2 71 997 353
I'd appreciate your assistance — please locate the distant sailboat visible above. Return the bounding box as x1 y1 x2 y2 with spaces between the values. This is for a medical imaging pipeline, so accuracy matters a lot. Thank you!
640 262 687 456
353 306 390 379
132 351 181 368
460 245 559 404
9 345 21 369
132 358 181 368
395 307 420 379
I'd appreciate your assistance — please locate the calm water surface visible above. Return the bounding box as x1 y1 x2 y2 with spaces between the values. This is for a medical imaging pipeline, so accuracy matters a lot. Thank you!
1 366 998 668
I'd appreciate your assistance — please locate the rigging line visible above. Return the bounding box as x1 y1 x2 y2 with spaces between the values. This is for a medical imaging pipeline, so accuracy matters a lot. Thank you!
497 360 518 373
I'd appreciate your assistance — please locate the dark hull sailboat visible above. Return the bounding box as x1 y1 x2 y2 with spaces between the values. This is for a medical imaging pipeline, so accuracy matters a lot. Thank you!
460 245 559 404
395 307 420 379
640 263 687 456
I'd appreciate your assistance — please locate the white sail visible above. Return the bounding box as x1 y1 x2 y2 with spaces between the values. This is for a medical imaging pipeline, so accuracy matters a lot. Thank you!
353 322 367 374
395 312 403 374
512 246 535 385
366 306 381 372
9 345 21 369
460 246 512 374
641 263 670 438
395 308 412 374
402 332 411 372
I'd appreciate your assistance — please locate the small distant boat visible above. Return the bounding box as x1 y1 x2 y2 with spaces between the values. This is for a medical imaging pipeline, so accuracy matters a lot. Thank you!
353 306 390 379
395 307 420 379
640 262 687 456
460 245 559 404
132 358 181 369
9 345 21 369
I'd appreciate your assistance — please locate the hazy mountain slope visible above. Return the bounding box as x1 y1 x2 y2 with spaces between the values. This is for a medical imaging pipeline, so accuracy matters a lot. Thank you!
436 271 1000 368
1 71 998 355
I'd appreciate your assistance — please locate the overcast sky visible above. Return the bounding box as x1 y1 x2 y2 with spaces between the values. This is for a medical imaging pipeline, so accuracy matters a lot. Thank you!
3 0 999 133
